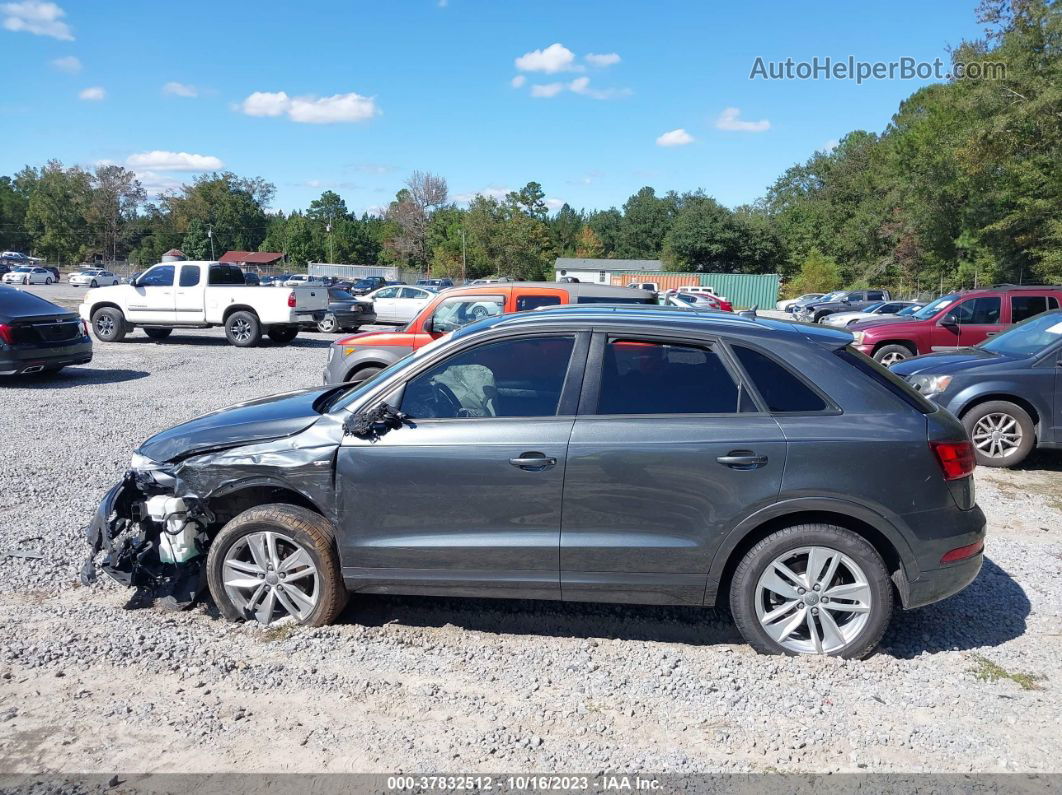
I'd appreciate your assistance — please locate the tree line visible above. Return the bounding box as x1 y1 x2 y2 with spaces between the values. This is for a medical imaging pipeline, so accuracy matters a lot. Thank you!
0 0 1057 292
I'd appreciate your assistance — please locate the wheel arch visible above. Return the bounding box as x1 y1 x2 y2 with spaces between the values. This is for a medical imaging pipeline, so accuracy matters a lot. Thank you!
954 390 1042 431
871 339 918 356
344 358 392 382
223 304 259 323
705 499 913 608
88 300 125 319
203 478 328 533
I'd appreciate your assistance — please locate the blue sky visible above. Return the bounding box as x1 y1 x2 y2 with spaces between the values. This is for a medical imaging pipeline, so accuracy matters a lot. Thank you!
2 0 985 215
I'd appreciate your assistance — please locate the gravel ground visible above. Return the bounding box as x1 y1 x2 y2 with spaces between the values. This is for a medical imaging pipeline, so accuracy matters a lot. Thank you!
0 326 1060 775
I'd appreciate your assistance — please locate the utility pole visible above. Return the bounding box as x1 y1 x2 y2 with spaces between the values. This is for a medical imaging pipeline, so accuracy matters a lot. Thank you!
460 228 467 284
326 218 334 264
207 226 215 260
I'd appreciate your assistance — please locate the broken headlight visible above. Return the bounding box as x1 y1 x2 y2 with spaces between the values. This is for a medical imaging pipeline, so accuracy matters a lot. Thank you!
130 451 176 487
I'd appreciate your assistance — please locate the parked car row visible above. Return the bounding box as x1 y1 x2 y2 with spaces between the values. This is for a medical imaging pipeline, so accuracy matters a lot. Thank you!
2 266 58 285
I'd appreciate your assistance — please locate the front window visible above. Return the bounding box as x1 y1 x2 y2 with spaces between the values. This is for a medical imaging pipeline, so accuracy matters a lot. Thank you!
953 296 1001 325
980 311 1062 357
139 265 174 287
429 295 505 333
596 339 741 415
912 293 959 320
401 336 575 419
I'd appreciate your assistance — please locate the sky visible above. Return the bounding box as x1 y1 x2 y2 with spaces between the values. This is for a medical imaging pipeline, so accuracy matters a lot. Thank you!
1 0 986 216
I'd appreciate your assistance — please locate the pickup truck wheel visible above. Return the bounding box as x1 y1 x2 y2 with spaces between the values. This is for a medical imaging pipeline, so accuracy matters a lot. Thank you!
91 307 127 342
962 400 1035 467
206 504 348 627
143 327 172 340
873 344 913 367
225 311 262 347
268 325 299 345
317 314 338 333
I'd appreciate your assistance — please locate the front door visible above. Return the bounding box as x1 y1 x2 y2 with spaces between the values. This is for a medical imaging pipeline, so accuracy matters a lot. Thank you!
560 335 786 605
336 332 588 599
126 264 177 323
371 286 400 322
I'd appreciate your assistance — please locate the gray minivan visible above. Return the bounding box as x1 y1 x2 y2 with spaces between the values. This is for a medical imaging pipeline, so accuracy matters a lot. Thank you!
84 306 985 658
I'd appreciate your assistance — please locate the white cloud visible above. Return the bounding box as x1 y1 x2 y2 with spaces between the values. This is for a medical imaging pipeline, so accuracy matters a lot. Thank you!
530 82 565 98
50 54 80 73
820 138 839 153
715 106 770 132
237 90 378 124
126 150 223 171
656 128 694 147
510 74 526 88
544 197 566 211
134 170 186 196
163 81 197 98
515 43 579 74
568 76 630 100
453 186 512 204
78 85 104 101
2 0 73 40
585 52 620 67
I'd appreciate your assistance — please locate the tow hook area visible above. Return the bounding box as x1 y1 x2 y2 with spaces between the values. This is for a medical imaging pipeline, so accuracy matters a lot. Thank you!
81 471 214 611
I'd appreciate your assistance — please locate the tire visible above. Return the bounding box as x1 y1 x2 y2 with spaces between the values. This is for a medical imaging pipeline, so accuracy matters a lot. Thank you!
813 312 830 323
729 523 893 659
144 327 172 340
112 280 118 286
873 344 914 367
961 400 1036 467
206 504 348 627
317 314 338 333
345 365 382 385
225 310 262 347
45 277 52 285
268 325 299 345
90 280 98 288
90 307 128 343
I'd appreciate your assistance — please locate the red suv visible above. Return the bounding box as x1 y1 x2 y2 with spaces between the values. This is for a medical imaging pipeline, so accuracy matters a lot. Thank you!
851 285 1062 366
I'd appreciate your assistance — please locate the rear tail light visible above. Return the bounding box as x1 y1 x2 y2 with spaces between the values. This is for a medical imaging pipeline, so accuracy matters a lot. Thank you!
287 291 297 308
941 540 984 565
0 323 13 345
931 440 976 480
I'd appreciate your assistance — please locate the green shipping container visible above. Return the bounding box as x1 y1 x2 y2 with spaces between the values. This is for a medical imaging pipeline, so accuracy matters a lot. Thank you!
611 271 780 310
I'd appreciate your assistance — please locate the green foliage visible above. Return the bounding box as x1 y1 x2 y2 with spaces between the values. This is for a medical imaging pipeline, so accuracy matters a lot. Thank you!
785 250 843 297
575 226 604 258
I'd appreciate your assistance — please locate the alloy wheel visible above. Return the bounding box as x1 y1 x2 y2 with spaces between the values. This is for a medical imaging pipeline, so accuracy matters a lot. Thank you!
755 546 872 655
972 412 1023 460
94 314 114 336
230 317 253 343
221 531 320 624
878 351 906 367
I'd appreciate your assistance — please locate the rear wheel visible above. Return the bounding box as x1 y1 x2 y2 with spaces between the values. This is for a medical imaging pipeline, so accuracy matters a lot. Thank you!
873 344 914 367
206 504 348 627
225 311 261 347
962 400 1035 467
316 314 338 333
144 327 172 340
45 277 52 285
730 523 893 659
91 307 127 342
268 325 299 345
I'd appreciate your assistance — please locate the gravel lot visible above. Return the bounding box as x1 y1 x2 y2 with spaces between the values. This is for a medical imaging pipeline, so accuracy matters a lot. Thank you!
0 323 1060 776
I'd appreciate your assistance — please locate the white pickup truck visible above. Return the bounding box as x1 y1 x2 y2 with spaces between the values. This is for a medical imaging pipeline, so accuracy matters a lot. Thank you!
79 261 327 347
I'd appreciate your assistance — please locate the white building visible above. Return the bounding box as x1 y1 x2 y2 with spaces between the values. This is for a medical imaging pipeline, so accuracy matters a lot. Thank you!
554 257 664 284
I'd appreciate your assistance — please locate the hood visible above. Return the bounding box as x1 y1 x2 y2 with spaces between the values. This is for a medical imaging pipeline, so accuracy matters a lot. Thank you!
849 316 927 333
137 386 341 463
889 348 1023 377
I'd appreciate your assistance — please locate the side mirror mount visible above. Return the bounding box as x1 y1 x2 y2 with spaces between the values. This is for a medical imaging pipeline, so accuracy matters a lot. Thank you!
129 276 138 287
941 313 958 327
422 315 435 333
343 401 409 440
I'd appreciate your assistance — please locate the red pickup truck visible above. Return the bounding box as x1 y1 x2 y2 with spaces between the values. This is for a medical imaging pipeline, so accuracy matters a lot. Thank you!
851 285 1062 365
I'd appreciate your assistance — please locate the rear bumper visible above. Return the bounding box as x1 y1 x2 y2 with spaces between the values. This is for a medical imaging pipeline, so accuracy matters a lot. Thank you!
895 504 986 609
896 551 983 609
0 339 92 374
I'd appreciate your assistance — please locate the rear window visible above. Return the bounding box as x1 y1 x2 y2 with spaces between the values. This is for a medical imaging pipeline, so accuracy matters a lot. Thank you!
516 294 562 312
835 346 936 413
577 295 655 305
732 345 828 412
208 264 245 285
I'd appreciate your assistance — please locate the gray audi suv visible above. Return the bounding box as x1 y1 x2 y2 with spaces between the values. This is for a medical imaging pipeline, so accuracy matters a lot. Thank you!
84 306 985 658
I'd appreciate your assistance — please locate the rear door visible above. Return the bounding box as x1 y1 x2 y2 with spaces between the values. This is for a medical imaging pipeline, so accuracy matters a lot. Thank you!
126 264 176 323
560 332 786 605
175 264 205 322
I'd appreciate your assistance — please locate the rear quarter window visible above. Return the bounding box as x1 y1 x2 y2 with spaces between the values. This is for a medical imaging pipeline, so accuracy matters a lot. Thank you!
835 346 936 413
731 345 828 412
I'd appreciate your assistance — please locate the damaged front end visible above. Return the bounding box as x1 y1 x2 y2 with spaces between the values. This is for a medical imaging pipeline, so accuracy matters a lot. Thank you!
81 464 214 611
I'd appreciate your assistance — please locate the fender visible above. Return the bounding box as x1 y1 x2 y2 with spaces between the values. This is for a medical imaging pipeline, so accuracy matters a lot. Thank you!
702 495 919 605
203 475 330 518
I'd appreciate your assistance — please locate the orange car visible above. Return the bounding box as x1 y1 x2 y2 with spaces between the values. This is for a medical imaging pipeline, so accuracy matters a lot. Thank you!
323 282 656 384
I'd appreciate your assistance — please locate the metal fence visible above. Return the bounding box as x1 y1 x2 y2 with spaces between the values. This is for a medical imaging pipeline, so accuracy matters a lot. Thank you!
308 263 425 283
611 271 781 310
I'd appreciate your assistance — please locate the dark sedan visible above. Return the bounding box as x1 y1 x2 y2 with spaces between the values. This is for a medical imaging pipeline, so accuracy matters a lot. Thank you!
891 309 1062 467
0 285 92 375
309 287 377 333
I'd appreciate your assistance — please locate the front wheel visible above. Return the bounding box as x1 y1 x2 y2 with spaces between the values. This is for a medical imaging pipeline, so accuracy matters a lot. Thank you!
45 277 52 285
206 504 348 627
268 325 299 345
873 344 913 367
225 310 262 347
91 307 128 342
962 400 1035 467
729 523 893 658
90 280 98 288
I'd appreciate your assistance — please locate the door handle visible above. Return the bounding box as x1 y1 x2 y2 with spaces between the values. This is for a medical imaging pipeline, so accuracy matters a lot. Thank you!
509 452 557 471
716 450 768 470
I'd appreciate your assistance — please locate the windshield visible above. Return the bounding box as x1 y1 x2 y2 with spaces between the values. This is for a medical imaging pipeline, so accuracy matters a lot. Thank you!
980 311 1062 357
911 293 959 320
898 305 920 316
353 279 375 288
815 291 843 303
327 334 452 412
